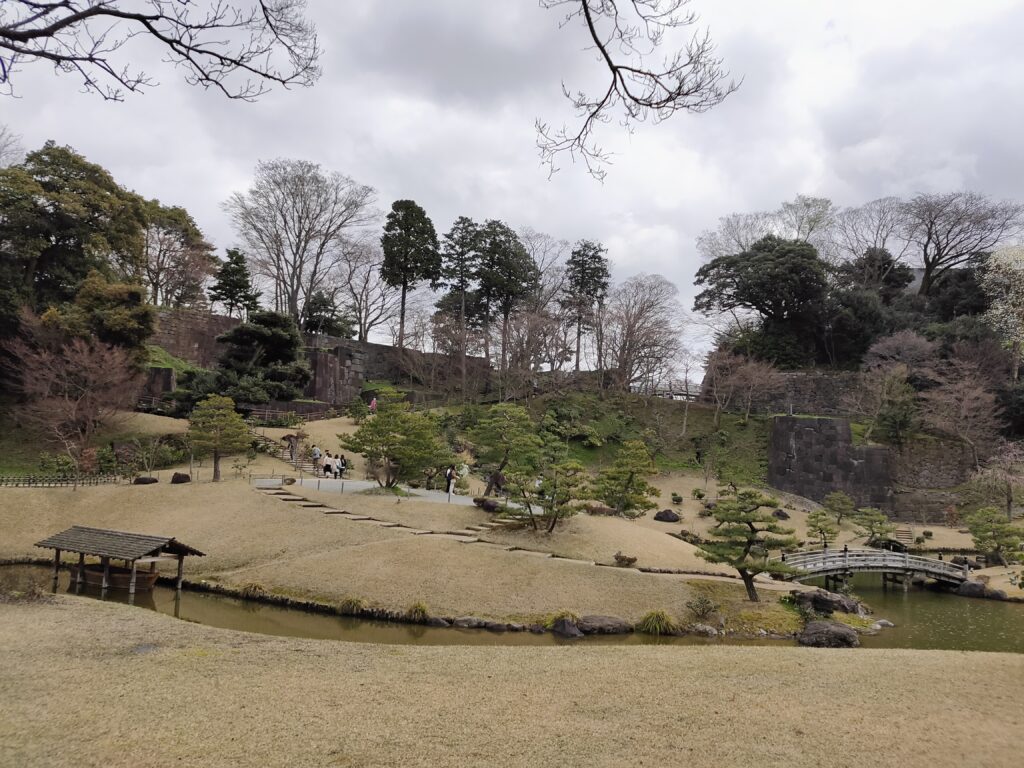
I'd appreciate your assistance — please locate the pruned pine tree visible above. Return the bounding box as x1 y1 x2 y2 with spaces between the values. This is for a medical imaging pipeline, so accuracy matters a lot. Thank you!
208 249 261 317
187 395 251 482
698 489 798 602
594 440 660 516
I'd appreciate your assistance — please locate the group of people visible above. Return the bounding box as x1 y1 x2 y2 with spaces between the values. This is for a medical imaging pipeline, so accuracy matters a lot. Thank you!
310 445 347 478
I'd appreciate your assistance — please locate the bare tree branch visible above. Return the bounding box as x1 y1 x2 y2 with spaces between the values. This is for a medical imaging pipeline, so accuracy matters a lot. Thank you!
538 0 737 180
0 0 321 101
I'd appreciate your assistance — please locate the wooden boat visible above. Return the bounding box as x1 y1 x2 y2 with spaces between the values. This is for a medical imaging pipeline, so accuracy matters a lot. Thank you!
69 564 160 591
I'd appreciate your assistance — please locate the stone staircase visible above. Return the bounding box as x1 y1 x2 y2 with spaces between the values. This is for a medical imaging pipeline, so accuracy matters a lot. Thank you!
251 431 317 473
893 527 914 546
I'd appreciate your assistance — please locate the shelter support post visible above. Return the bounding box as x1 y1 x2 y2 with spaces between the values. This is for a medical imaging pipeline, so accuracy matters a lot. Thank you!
52 548 61 589
128 560 138 605
101 557 110 593
76 552 85 590
176 554 184 593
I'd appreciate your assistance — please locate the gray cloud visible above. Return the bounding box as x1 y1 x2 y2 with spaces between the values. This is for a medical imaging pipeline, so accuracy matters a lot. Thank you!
4 0 1023 345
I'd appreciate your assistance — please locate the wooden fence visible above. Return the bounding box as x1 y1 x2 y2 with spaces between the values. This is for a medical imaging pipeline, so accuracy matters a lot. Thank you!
0 474 124 488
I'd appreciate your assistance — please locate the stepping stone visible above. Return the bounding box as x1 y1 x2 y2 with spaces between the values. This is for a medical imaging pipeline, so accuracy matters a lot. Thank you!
421 533 478 542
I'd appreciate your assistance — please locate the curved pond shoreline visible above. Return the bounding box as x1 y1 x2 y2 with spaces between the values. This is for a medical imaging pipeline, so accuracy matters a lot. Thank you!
4 563 1022 651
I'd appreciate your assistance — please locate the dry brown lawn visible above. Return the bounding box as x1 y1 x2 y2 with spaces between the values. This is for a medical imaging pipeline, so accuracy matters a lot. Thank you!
0 480 796 626
1 597 1021 768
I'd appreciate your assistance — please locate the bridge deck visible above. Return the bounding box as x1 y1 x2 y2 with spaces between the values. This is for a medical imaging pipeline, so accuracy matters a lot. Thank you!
772 548 970 584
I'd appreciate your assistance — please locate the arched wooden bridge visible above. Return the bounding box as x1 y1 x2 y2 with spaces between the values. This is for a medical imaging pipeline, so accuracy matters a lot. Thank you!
771 548 971 585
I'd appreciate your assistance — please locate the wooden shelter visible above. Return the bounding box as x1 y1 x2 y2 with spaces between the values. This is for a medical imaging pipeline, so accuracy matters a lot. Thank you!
36 526 205 600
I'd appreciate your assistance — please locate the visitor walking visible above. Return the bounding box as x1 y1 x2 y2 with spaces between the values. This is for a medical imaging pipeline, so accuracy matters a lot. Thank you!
311 444 321 472
323 452 334 478
445 464 457 494
337 454 347 478
368 396 377 415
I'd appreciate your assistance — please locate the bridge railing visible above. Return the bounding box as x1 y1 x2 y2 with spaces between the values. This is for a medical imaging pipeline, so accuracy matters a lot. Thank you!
772 547 969 581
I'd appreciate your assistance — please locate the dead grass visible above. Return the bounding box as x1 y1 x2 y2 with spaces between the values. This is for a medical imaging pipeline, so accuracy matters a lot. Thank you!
0 597 1020 768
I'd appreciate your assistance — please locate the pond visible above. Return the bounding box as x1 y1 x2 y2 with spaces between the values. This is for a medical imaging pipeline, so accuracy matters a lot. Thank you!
4 565 1023 652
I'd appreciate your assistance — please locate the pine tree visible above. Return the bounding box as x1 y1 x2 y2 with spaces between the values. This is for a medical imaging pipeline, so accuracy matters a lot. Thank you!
208 249 261 317
301 290 355 338
563 239 610 371
853 507 895 546
468 404 543 497
823 490 856 525
380 200 440 349
594 440 660 515
805 508 839 548
698 489 798 602
187 395 251 481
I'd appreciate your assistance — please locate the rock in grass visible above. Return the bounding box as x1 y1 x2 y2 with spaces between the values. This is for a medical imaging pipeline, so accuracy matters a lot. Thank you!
426 617 450 628
690 623 718 637
132 476 158 485
653 509 681 523
797 621 860 648
170 472 191 484
576 615 632 635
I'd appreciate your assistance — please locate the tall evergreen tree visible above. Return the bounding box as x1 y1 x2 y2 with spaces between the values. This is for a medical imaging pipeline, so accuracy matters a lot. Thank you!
380 199 440 350
208 249 261 317
440 216 481 396
476 220 539 384
563 239 611 371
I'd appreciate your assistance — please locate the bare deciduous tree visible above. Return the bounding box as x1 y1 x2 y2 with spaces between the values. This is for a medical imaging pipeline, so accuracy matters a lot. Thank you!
921 359 1004 471
696 212 775 262
4 330 142 473
0 0 321 100
864 330 938 378
537 0 737 179
831 196 912 264
225 159 376 320
901 191 1024 296
733 357 783 423
142 208 215 307
971 442 1024 522
703 350 741 428
600 273 683 392
0 122 22 166
337 240 399 343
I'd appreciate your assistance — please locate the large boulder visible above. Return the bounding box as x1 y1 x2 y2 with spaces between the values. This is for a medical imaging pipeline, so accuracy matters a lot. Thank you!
772 508 791 520
550 616 584 639
957 581 988 598
132 476 158 485
452 616 486 628
576 615 632 635
170 472 191 485
654 509 681 523
797 621 860 648
790 589 865 616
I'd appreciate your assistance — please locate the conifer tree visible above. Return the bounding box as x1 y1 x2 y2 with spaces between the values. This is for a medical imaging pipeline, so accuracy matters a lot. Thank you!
699 489 798 601
380 200 440 349
440 216 481 395
469 404 542 497
209 249 261 317
823 490 856 525
805 508 839 548
187 395 251 482
563 239 610 371
594 439 660 515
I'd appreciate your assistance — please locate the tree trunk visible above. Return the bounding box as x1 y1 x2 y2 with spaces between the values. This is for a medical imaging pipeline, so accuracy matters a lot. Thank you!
682 400 690 438
574 317 582 373
484 453 509 497
212 448 221 482
713 404 722 429
917 264 935 296
460 289 468 402
1012 340 1020 383
739 570 760 602
397 280 408 350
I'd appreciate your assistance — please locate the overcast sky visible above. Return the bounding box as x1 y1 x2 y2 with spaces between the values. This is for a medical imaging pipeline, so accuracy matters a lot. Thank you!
5 0 1024 331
